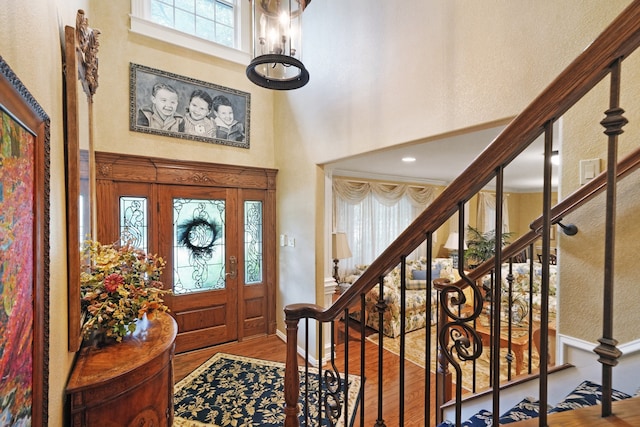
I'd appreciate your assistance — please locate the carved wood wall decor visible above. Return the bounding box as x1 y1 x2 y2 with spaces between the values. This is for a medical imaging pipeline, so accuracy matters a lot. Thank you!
65 9 99 352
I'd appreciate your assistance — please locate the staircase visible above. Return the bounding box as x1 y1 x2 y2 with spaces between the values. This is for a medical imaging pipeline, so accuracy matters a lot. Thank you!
437 380 637 426
282 2 640 426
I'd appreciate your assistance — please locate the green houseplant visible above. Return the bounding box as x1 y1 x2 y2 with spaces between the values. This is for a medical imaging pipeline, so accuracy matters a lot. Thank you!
464 225 513 268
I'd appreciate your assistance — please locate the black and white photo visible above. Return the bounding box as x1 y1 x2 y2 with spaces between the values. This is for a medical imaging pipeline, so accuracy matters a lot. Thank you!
129 63 250 148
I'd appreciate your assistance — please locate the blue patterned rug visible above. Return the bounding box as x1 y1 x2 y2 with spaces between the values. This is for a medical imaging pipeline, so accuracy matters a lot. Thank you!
173 352 361 427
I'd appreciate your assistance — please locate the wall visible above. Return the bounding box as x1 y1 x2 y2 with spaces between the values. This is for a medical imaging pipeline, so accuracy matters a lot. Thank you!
272 0 640 351
0 1 89 425
89 2 276 168
560 53 640 344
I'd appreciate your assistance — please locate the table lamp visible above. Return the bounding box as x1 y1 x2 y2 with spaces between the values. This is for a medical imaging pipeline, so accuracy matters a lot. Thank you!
332 232 352 283
445 232 466 268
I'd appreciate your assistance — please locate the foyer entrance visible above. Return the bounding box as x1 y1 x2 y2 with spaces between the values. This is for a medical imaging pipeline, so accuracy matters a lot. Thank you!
95 152 277 353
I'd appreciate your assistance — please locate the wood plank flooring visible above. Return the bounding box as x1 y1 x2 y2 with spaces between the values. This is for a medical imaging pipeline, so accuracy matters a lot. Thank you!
173 321 640 426
174 321 437 426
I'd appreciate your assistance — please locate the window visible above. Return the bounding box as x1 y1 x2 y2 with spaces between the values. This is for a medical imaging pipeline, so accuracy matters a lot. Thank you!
150 0 234 47
130 0 251 65
333 178 436 273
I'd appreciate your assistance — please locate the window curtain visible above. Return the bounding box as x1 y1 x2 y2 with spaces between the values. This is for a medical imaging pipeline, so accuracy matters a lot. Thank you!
333 178 435 274
477 192 510 233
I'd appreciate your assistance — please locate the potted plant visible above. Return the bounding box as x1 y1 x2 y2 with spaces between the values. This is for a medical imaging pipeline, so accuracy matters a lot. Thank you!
80 240 171 345
464 225 513 269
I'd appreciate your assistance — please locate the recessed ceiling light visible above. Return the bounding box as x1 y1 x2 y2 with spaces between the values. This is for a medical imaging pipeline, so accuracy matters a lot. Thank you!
402 156 416 163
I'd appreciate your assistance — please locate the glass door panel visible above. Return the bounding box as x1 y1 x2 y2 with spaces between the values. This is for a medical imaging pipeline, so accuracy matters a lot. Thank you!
244 200 263 284
173 198 226 294
159 186 238 353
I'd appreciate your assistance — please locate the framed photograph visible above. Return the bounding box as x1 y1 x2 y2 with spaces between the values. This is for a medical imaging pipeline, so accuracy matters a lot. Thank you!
129 63 250 149
0 55 50 426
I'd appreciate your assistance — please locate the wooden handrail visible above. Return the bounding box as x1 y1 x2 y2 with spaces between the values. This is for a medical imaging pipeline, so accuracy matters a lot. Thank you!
285 0 640 323
462 144 640 284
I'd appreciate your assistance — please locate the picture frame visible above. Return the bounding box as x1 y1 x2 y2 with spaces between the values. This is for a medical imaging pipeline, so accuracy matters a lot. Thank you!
0 55 50 426
129 63 250 149
65 9 98 353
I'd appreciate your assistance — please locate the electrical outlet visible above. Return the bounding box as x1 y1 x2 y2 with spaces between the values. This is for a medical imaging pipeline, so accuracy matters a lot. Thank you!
288 237 296 247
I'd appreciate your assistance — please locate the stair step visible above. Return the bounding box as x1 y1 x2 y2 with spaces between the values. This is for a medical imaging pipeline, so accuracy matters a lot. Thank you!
438 381 636 426
511 395 640 426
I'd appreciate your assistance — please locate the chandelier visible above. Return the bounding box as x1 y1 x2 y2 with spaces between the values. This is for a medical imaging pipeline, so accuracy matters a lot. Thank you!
246 0 310 90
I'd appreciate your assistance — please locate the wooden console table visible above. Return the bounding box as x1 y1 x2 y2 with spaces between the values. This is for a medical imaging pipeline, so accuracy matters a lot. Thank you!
66 312 178 426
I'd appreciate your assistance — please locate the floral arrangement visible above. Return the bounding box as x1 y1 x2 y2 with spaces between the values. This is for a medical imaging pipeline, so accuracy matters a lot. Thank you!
80 240 171 343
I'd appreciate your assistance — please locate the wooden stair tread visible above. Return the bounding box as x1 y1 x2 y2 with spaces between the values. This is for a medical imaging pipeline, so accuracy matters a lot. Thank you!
509 396 640 426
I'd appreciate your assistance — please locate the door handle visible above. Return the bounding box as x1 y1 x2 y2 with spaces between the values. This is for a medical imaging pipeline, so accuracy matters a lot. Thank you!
226 255 237 279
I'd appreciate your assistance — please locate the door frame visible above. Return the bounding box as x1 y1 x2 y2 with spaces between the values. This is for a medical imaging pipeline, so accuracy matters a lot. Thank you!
94 152 278 342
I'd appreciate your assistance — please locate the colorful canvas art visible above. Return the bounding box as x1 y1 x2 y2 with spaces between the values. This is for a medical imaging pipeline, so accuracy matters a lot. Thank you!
0 108 35 425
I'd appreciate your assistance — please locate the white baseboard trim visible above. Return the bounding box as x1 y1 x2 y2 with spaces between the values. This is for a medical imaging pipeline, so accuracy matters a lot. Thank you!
558 333 640 364
275 328 326 368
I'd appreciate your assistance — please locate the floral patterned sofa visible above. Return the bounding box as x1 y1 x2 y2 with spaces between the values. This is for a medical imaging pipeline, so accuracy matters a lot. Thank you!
344 258 456 338
480 261 558 324
344 259 557 338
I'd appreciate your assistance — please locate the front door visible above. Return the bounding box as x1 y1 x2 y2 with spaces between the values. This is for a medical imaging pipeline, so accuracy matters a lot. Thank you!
159 186 238 353
94 153 277 354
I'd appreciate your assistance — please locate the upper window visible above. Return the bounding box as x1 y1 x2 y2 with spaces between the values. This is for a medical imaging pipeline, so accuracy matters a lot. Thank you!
150 0 235 47
130 0 251 65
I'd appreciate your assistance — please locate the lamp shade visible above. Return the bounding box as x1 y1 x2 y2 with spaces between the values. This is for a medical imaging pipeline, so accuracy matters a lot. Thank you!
246 0 310 90
332 232 352 260
444 232 467 250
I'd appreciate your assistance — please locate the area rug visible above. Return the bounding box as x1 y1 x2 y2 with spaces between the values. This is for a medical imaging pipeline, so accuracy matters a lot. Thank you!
367 326 539 393
173 352 361 427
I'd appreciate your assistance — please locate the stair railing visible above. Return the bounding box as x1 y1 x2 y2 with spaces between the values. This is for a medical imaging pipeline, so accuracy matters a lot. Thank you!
283 2 640 426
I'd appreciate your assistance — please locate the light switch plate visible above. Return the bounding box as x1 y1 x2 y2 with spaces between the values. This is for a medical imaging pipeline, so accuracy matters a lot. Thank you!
580 159 600 185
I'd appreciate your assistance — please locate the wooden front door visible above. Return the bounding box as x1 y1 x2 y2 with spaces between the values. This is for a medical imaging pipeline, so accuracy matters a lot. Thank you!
95 152 277 354
159 186 239 352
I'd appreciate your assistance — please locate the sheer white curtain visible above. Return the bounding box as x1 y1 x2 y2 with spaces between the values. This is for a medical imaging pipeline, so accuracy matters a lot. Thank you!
477 192 510 233
333 178 435 273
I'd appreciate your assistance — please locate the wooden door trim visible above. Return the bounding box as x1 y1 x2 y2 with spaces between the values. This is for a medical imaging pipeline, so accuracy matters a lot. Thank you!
94 152 278 348
95 151 277 190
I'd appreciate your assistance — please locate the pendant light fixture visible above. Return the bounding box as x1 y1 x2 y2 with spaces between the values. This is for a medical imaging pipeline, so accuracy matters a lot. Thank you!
246 0 310 90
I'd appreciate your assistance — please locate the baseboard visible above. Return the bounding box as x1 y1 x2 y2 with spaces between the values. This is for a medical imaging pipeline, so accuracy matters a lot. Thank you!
558 333 640 363
275 328 324 368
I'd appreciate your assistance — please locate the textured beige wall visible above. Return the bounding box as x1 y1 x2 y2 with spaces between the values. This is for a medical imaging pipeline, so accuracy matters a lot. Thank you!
0 1 88 425
273 0 637 347
558 47 640 343
89 2 276 169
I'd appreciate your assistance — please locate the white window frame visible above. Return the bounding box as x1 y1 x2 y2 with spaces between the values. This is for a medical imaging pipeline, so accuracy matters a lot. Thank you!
130 0 252 65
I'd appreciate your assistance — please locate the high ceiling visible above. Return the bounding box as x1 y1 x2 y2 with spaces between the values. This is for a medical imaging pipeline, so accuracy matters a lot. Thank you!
325 125 559 192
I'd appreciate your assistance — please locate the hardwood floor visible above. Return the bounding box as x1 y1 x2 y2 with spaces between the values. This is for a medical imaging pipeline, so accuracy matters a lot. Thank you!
174 320 437 426
173 321 640 426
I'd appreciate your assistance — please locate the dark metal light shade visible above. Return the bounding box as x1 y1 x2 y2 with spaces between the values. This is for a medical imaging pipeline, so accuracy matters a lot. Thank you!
246 54 310 90
247 0 310 90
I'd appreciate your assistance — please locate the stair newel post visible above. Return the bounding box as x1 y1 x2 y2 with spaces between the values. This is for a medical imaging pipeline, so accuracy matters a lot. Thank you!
283 314 301 427
595 58 626 418
433 277 453 424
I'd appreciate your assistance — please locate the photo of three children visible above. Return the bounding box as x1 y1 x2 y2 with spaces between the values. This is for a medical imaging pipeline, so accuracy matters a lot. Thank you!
130 63 249 148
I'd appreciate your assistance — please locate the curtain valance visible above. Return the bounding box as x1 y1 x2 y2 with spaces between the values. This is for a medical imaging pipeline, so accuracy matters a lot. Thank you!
333 178 435 208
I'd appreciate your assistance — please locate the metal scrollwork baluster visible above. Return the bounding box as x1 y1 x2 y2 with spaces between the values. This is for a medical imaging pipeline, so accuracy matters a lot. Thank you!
438 276 485 426
322 367 342 426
